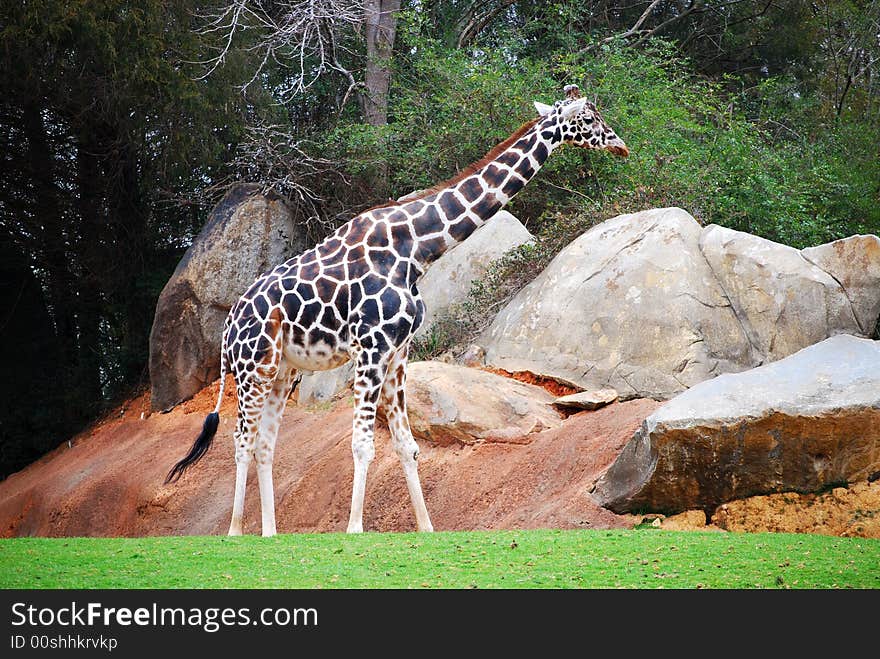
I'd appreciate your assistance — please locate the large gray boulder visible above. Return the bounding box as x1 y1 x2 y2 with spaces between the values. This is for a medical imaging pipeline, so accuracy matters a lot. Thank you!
416 210 532 335
481 208 753 399
298 211 533 404
149 185 307 411
593 335 880 514
801 234 880 335
700 225 867 363
481 207 880 400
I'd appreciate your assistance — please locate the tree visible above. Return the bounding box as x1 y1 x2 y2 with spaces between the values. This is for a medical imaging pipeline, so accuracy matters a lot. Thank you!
0 0 251 478
812 0 880 118
364 0 402 125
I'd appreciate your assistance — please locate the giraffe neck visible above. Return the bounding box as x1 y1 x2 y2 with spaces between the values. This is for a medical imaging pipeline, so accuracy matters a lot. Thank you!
407 119 557 267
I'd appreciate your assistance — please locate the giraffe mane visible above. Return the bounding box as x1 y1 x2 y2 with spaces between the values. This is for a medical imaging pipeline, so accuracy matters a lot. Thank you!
366 118 540 212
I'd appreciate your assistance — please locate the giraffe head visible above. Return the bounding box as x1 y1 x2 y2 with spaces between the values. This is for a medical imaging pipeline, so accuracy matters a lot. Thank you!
534 84 629 157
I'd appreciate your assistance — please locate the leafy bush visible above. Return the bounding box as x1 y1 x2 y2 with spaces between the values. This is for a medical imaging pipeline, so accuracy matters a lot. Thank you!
323 37 877 245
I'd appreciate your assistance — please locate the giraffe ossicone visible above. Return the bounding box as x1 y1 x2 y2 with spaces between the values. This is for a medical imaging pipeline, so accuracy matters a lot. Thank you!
166 87 629 536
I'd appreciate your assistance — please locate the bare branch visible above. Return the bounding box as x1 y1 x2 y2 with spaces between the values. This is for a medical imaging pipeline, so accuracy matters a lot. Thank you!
226 123 350 235
580 0 663 53
632 1 707 47
456 0 516 49
579 0 755 53
193 0 364 101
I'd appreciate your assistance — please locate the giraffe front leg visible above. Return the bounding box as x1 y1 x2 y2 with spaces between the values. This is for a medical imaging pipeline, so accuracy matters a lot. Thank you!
347 350 386 533
347 431 374 534
256 461 276 538
381 346 433 532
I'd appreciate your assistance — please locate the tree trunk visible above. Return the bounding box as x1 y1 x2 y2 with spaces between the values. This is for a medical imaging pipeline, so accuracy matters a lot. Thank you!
363 0 401 127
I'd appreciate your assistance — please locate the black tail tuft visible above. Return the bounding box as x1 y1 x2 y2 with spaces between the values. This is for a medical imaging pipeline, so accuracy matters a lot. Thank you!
165 412 220 484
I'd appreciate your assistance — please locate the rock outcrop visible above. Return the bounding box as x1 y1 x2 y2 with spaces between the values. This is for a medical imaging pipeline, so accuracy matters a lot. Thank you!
149 185 307 411
801 234 880 335
392 361 563 446
481 207 880 400
593 335 880 514
298 211 532 404
700 225 866 363
481 208 754 399
553 389 619 411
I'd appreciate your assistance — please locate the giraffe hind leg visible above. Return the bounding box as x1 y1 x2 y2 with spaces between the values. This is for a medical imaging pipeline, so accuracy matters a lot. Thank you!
228 310 286 536
228 372 272 536
255 367 300 537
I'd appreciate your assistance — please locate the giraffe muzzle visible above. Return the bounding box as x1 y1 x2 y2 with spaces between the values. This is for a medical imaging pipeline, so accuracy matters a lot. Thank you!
606 141 630 158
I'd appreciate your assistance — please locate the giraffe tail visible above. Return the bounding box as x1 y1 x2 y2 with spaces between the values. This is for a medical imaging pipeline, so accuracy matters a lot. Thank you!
164 412 220 484
164 345 228 484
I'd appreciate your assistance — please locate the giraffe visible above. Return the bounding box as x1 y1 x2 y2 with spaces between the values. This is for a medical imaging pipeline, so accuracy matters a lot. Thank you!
165 84 629 536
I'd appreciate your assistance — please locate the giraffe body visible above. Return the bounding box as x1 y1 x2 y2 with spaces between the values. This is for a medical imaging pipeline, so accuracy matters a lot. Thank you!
167 85 628 536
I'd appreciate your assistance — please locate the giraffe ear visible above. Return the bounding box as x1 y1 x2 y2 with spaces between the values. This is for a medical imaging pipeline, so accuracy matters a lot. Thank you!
533 101 554 117
559 97 587 120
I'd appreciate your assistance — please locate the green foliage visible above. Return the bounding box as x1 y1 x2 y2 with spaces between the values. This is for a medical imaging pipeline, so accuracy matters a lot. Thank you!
321 34 878 245
553 43 879 247
2 530 879 589
319 42 563 215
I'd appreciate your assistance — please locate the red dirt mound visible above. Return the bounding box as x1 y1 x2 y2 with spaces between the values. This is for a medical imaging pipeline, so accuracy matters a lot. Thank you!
0 377 657 537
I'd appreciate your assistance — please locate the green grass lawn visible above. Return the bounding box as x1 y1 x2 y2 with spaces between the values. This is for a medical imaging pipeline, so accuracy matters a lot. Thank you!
1 529 877 589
